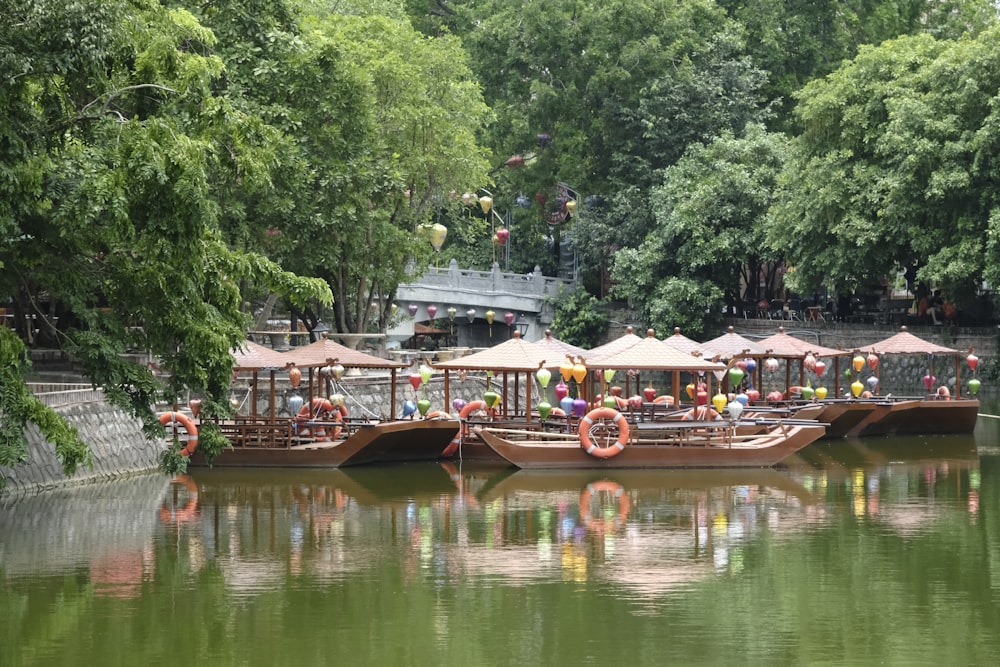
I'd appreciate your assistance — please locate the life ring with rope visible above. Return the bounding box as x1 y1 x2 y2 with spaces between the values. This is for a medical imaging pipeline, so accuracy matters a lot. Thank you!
427 410 461 457
295 398 347 440
158 411 199 457
159 474 199 525
653 395 675 405
579 481 629 533
578 407 630 458
459 400 493 440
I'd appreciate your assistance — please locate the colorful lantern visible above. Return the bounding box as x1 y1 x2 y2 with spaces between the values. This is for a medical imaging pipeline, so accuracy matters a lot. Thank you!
452 398 467 413
402 399 417 418
427 305 438 319
603 395 618 409
867 376 879 392
712 392 728 414
571 361 587 384
644 385 657 402
736 393 749 406
767 390 785 402
417 398 431 416
538 401 552 420
745 358 757 373
495 227 510 246
504 312 515 327
559 358 574 382
727 400 744 421
746 388 760 403
555 381 569 401
968 378 982 395
728 367 745 387
867 353 879 371
685 383 696 400
603 369 616 383
536 367 552 388
804 353 817 371
968 353 980 372
329 393 345 408
419 364 433 384
408 372 422 390
923 374 937 391
484 389 501 409
408 303 419 317
572 398 588 417
801 385 814 400
814 360 826 377
560 396 574 414
331 363 345 381
815 386 828 400
188 399 202 418
852 355 865 373
479 195 493 215
627 395 643 411
851 380 864 397
287 394 304 415
429 223 447 251
288 364 302 388
765 357 779 373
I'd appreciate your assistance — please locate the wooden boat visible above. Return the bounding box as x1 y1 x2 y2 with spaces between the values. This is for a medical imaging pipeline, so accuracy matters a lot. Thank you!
187 416 460 468
477 409 826 469
812 400 880 439
892 397 980 435
844 398 923 437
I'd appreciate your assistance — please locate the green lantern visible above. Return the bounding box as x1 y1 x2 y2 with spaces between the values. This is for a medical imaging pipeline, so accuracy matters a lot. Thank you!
536 367 552 388
538 401 552 420
968 378 981 395
484 389 501 409
417 398 431 416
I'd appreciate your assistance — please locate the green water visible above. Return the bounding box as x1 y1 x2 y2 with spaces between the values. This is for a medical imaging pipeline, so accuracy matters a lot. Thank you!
3 421 1000 666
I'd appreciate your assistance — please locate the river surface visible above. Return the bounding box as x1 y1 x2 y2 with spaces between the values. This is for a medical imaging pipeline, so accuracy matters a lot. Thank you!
4 407 1000 666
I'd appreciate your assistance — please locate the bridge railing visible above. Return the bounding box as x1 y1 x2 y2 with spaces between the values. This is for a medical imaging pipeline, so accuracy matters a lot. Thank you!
412 260 573 298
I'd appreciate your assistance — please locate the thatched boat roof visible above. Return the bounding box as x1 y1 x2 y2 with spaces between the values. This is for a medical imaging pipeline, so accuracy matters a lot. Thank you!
756 327 849 358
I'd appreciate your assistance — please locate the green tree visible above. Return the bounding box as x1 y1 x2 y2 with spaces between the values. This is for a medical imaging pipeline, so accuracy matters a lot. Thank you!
613 126 789 336
549 287 609 349
0 0 329 484
767 27 1000 306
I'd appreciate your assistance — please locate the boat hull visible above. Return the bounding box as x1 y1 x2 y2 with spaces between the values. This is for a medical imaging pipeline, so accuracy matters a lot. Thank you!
189 419 460 468
814 401 879 439
892 398 979 435
478 423 826 470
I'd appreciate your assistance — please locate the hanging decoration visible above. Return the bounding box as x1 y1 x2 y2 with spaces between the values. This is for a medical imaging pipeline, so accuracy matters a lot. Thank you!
803 353 817 372
495 227 510 246
408 304 419 317
288 364 302 388
852 354 866 373
485 310 495 337
427 305 438 319
429 223 448 252
867 352 879 371
555 380 569 401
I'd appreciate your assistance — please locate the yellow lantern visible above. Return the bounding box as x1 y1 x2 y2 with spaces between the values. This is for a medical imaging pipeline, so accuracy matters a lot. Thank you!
560 358 574 382
479 196 493 215
815 386 828 400
429 223 448 251
712 392 728 414
852 355 865 373
851 380 864 397
571 361 588 384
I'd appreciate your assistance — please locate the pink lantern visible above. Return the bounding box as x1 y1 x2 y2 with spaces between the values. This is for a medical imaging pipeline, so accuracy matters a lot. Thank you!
427 305 438 318
803 353 816 371
765 357 779 373
767 390 785 402
408 304 418 317
923 374 937 391
495 227 510 246
867 353 879 371
504 311 515 326
814 360 826 377
967 353 979 372
554 381 569 401
746 388 760 403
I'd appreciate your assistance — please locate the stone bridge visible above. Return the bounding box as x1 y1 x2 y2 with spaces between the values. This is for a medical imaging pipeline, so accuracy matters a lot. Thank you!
390 259 576 348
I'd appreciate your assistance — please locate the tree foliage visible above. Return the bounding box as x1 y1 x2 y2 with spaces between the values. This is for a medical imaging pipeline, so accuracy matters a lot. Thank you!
767 27 1000 303
1 0 330 484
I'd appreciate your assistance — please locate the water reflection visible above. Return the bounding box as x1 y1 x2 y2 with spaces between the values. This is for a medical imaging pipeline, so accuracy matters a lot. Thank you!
1 433 996 666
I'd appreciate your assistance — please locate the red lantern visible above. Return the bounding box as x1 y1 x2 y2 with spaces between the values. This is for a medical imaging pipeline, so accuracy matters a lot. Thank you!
495 227 510 246
504 312 515 326
867 353 879 371
967 353 979 372
427 305 437 319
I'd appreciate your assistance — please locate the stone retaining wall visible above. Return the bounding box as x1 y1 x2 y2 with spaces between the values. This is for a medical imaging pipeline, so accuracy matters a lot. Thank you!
1 402 162 496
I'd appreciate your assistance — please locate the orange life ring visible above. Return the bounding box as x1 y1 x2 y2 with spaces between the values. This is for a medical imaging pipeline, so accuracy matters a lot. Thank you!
427 411 461 456
296 398 345 440
579 481 629 532
578 408 630 458
681 407 722 421
158 411 199 457
159 474 199 525
653 395 675 405
459 399 491 440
